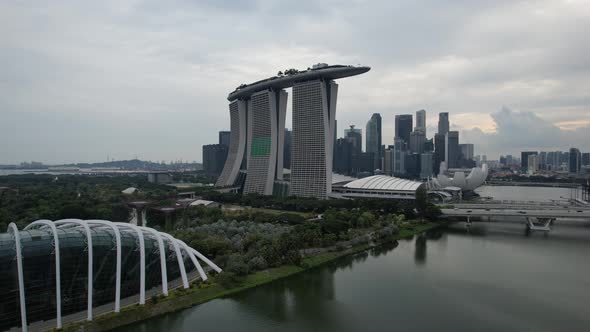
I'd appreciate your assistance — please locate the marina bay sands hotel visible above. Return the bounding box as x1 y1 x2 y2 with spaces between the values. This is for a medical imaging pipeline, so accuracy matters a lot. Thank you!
215 64 370 199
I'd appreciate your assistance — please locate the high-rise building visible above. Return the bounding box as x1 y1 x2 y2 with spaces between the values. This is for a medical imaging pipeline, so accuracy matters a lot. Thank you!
569 148 582 174
203 144 229 175
434 133 445 175
242 89 288 195
582 152 590 166
445 131 460 169
459 143 474 161
528 154 539 174
409 130 426 154
218 131 231 147
384 146 394 176
438 112 449 135
393 137 406 175
420 152 433 178
415 109 426 135
395 114 413 146
290 80 338 199
345 125 363 156
217 64 370 198
538 151 547 170
405 153 421 177
217 100 248 187
366 113 382 169
334 138 353 175
424 138 434 153
521 151 538 172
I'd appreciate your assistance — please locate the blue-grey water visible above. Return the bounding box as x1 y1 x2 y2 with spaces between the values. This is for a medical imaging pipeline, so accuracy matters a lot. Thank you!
116 186 590 331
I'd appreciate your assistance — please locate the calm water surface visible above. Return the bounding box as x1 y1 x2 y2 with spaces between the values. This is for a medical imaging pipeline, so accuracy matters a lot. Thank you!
120 187 590 332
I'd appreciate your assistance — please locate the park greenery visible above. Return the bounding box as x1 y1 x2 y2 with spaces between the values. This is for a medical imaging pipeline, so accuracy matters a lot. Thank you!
1 173 442 288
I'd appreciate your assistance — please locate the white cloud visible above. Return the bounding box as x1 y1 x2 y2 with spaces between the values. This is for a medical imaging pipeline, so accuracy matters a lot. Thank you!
0 0 589 163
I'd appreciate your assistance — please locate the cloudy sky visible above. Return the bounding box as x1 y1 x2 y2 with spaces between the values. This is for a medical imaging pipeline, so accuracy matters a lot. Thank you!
1 0 589 164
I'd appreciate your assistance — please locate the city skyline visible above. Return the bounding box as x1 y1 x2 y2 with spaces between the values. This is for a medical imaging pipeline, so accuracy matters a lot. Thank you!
1 1 590 164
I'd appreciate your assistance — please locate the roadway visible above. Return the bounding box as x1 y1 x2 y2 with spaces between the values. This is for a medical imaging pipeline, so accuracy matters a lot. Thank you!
441 207 590 219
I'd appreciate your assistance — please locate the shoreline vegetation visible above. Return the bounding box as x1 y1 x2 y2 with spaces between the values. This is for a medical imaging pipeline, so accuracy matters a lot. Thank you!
0 174 444 331
56 222 440 332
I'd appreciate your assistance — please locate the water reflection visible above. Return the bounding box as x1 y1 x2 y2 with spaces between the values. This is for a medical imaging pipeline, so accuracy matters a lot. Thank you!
414 234 426 265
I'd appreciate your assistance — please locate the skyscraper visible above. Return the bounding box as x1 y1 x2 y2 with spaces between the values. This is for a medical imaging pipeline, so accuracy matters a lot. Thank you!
393 137 406 175
434 133 445 175
582 152 590 166
409 130 426 154
445 131 460 169
334 138 353 175
521 151 538 172
290 79 338 199
384 146 394 176
217 64 370 198
395 114 413 146
218 131 231 147
203 144 228 175
420 152 433 178
366 113 382 169
459 143 474 161
243 89 288 195
569 148 582 174
415 109 426 135
438 112 449 135
345 125 363 156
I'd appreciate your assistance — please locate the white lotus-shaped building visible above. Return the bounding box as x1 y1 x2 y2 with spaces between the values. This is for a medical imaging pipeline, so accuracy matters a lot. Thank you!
431 164 488 191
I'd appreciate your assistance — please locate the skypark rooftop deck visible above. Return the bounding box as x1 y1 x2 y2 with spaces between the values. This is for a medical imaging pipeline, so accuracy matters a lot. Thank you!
228 64 370 101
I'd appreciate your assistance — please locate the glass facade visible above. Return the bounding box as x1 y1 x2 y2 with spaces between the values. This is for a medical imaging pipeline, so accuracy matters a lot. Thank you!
0 220 220 331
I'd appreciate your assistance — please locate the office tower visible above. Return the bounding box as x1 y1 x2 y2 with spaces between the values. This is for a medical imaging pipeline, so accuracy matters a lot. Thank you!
569 148 582 174
415 109 426 135
218 131 231 147
434 133 446 175
283 129 291 169
393 137 406 175
409 130 426 154
345 125 363 155
539 151 547 170
290 80 338 199
582 152 590 166
438 112 449 135
334 138 353 175
203 144 228 175
420 152 434 178
424 138 434 153
352 152 375 174
459 143 474 160
528 154 539 174
395 114 413 146
445 131 460 169
384 146 394 176
405 153 421 177
366 113 382 169
521 151 538 172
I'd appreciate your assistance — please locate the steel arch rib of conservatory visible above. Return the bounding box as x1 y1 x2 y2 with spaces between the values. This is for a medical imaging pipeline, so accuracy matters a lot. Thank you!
3 219 222 332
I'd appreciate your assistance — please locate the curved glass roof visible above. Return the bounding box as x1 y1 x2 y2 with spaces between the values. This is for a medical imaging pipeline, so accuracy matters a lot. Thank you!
343 175 423 191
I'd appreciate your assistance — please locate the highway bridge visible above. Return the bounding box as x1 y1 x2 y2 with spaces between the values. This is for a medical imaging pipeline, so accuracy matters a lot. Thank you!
440 201 590 233
485 180 582 188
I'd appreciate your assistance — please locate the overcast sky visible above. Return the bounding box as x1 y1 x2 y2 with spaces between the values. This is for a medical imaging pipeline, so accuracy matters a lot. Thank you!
1 0 589 164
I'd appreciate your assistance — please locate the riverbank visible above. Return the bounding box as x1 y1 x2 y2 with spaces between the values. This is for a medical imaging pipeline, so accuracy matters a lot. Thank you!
56 222 440 332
